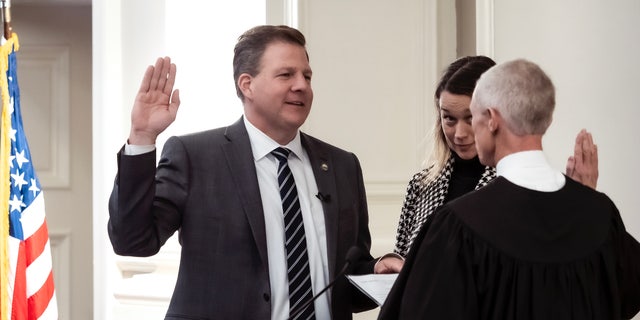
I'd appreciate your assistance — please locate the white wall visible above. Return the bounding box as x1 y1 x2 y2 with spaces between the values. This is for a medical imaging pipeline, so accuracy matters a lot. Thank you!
298 0 453 254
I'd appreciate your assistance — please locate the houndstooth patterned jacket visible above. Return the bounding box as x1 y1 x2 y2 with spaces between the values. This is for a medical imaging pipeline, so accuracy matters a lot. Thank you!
394 155 496 257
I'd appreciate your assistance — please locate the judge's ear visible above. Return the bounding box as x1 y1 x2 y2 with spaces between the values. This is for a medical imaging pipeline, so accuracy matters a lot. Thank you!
238 73 253 100
487 108 500 133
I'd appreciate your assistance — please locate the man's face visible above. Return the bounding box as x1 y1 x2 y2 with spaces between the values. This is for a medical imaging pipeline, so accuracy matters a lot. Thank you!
470 98 496 167
243 41 313 143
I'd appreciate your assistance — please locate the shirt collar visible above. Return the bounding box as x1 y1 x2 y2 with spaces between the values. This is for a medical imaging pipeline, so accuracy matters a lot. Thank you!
496 150 565 191
243 116 304 161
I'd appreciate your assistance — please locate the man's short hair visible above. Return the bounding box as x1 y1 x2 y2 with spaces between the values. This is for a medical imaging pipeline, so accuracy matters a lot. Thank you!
473 59 555 135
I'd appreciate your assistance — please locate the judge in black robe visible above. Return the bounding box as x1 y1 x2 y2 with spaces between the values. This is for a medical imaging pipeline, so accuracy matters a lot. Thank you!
378 59 640 320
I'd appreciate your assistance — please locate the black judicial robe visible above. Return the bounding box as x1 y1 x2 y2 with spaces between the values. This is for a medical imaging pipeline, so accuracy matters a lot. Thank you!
379 177 640 320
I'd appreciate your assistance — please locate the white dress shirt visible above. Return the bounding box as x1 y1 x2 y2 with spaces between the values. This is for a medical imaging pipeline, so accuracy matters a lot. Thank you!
495 150 565 191
244 118 330 320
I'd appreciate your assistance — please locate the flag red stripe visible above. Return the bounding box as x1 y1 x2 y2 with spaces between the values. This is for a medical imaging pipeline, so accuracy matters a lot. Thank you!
28 271 55 319
23 222 49 264
11 242 28 320
12 222 55 319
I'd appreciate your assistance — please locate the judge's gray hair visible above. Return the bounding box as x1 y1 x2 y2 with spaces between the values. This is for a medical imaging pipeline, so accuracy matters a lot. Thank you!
472 59 555 135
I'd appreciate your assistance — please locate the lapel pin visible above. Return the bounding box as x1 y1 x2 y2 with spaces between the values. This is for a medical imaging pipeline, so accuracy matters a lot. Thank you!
321 163 329 171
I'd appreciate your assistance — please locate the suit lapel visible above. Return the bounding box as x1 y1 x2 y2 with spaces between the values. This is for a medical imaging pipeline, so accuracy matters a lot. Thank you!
220 123 341 279
301 133 340 279
221 118 269 273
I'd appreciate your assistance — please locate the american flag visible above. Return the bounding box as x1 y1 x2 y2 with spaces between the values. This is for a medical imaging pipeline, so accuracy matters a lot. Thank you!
0 35 58 319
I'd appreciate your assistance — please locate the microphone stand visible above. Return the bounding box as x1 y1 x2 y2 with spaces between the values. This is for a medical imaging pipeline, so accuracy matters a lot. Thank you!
287 247 362 320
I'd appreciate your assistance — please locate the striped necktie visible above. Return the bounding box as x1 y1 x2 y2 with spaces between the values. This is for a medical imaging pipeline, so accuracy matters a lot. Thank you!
271 147 316 320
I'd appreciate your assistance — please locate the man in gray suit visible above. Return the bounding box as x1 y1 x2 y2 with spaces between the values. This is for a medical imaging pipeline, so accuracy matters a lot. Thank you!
108 25 402 320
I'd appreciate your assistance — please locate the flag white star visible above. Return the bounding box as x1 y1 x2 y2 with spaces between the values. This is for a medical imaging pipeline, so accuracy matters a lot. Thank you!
9 154 15 169
14 149 29 168
8 194 25 213
29 178 40 197
11 169 28 189
8 97 16 141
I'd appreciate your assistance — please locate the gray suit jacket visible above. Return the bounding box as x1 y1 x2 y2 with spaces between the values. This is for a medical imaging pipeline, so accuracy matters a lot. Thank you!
108 117 377 319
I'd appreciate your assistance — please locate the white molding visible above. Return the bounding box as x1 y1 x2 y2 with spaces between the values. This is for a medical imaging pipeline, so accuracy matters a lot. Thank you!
476 0 495 57
93 1 125 319
115 259 158 279
266 0 299 27
17 45 71 188
293 0 308 36
50 230 71 320
284 0 299 28
422 0 444 167
365 180 407 200
113 273 176 305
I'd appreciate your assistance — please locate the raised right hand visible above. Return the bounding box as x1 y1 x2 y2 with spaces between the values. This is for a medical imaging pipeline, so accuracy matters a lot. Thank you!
565 129 598 189
128 56 181 145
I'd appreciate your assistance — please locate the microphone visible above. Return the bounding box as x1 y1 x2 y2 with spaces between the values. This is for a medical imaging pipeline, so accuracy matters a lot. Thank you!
315 192 331 202
287 246 363 320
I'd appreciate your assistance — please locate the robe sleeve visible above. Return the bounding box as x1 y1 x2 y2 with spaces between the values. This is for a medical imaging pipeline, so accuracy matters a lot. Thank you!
612 203 640 319
379 207 478 319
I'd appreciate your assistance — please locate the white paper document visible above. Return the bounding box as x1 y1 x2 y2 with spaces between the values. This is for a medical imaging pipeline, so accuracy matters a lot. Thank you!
346 273 399 306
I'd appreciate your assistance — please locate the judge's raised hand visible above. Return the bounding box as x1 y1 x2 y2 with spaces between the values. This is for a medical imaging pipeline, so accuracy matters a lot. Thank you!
566 129 598 189
128 56 181 145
